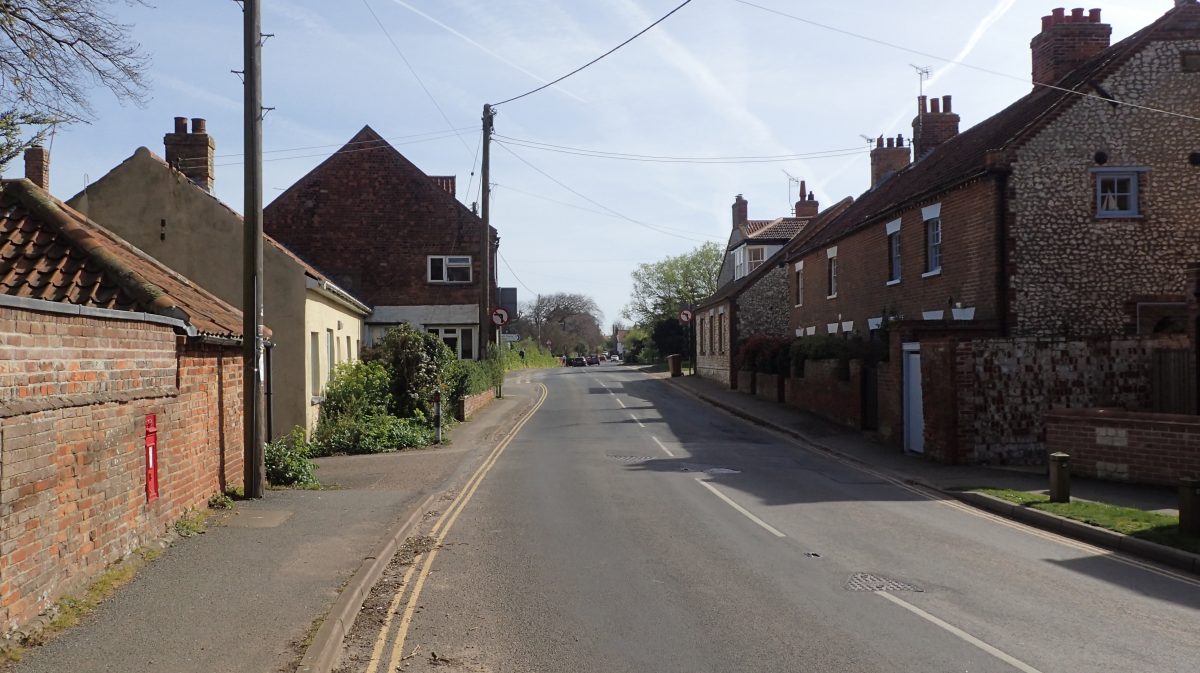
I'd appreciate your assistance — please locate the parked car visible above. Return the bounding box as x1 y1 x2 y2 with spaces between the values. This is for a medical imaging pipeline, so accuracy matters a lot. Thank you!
586 355 600 365
569 356 587 367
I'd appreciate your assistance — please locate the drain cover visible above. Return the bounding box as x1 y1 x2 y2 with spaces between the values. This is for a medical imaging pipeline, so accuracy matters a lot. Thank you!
608 455 657 463
844 573 923 592
705 467 741 475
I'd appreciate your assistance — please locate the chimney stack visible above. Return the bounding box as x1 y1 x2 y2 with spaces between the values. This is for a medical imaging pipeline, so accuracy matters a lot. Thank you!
23 145 49 191
870 133 910 187
1030 7 1111 87
794 180 819 217
732 194 748 228
164 116 216 192
912 94 960 159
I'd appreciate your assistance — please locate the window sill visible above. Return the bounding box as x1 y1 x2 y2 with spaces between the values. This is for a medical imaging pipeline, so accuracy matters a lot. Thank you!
794 303 803 308
886 279 901 286
826 294 838 300
427 280 472 285
310 396 324 406
921 269 942 279
1095 214 1143 221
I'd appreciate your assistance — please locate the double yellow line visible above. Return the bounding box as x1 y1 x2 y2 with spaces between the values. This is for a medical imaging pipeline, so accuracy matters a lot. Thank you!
364 382 549 673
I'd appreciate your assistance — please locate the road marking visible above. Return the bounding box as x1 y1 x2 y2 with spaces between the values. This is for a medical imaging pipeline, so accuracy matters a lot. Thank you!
629 413 645 428
364 382 549 673
875 592 1046 673
651 436 675 457
616 397 627 408
696 478 786 538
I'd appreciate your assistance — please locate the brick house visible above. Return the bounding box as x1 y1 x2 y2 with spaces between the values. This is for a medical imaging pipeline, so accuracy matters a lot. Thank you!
779 3 1200 465
264 126 499 360
0 173 245 635
697 197 852 387
715 188 820 288
67 117 371 438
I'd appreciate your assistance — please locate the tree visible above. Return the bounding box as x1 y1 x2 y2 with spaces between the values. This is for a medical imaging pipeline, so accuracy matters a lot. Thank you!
515 292 605 355
0 1 150 166
623 242 723 326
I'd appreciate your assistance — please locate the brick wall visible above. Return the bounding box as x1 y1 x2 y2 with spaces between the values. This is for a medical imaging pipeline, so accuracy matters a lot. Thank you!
1045 408 1200 486
923 334 1185 465
696 300 734 387
788 179 1001 339
264 128 493 309
0 308 243 635
786 359 863 429
455 387 495 421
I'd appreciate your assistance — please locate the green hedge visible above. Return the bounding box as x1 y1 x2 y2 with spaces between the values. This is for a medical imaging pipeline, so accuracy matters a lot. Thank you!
310 413 432 456
265 426 319 486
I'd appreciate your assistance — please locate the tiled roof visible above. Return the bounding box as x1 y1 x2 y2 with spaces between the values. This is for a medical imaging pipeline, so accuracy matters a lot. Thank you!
700 197 853 309
792 2 1200 258
749 217 808 240
0 179 244 338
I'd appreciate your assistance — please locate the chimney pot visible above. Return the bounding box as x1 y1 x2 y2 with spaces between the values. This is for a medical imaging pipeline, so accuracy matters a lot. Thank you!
165 117 216 192
23 145 49 191
896 133 903 145
942 95 952 113
807 191 815 201
918 95 928 114
1089 8 1101 22
876 136 884 149
886 137 895 148
1041 15 1053 30
799 180 806 197
930 98 941 114
1031 6 1111 86
1052 7 1066 21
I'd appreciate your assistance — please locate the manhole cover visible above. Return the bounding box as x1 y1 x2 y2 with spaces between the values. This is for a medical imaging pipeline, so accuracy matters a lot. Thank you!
608 455 657 463
844 573 923 592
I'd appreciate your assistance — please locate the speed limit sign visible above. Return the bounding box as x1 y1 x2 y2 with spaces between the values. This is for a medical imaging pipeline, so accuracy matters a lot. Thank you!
678 309 693 323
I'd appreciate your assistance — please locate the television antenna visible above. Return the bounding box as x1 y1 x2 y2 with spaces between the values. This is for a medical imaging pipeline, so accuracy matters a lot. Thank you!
909 64 931 96
859 134 875 149
781 169 801 210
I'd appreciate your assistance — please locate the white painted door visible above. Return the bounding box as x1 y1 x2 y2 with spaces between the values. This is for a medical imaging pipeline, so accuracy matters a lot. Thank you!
903 348 925 454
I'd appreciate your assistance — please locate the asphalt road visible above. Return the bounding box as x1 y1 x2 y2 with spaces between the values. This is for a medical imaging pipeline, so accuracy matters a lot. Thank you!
339 365 1200 673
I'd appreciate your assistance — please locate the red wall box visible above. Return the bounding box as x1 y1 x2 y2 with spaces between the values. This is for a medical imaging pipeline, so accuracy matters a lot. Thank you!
145 414 159 502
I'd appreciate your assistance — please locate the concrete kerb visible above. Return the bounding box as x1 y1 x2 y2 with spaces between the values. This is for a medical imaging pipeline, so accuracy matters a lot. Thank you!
296 490 438 673
667 378 1200 577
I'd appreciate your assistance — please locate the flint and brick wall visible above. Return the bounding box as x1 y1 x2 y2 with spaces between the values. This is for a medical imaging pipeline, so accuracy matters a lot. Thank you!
697 300 733 387
0 307 243 635
737 266 789 338
922 334 1184 465
1045 408 1200 486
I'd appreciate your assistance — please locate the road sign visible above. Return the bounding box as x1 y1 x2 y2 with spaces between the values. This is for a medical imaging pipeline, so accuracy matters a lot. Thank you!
501 333 520 342
491 307 511 326
678 309 693 323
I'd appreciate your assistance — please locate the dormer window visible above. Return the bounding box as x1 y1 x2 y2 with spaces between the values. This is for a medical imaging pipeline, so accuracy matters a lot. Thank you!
747 246 766 272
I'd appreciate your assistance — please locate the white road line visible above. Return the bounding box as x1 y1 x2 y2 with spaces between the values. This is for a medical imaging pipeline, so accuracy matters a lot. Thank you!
695 478 786 538
629 413 644 427
875 592 1045 673
616 397 627 408
651 436 675 457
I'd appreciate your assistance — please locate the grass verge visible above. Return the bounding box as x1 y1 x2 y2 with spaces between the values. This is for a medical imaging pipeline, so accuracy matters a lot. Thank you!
973 488 1200 554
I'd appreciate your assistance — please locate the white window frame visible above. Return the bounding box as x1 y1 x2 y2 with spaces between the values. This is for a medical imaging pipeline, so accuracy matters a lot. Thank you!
733 247 747 279
427 325 476 360
794 260 804 307
885 218 902 284
826 255 838 299
923 217 942 277
747 246 766 273
325 328 335 380
1091 167 1146 219
309 332 320 400
428 255 472 283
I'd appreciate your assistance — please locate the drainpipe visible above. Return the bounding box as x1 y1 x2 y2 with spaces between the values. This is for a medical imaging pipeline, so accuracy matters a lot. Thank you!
264 341 275 440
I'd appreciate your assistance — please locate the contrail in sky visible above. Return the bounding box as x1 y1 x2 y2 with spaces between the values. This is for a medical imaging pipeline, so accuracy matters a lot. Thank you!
385 0 587 103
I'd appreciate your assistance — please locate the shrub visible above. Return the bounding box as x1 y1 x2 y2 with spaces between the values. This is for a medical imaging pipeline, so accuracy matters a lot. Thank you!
310 414 432 456
363 324 454 419
500 339 559 369
321 360 392 421
265 426 319 486
445 358 494 402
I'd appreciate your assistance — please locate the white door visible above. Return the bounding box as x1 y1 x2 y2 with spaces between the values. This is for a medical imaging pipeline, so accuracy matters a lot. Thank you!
902 347 924 454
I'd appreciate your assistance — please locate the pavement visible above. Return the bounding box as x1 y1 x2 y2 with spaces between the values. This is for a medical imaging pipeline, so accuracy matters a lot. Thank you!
670 373 1181 516
7 378 539 673
331 364 1200 673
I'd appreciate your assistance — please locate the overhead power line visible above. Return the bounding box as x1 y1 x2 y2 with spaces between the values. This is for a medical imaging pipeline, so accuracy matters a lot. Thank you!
176 127 475 163
493 182 713 237
494 0 697 107
495 135 869 164
360 0 475 158
733 0 1200 124
498 250 537 296
211 129 469 167
496 142 721 244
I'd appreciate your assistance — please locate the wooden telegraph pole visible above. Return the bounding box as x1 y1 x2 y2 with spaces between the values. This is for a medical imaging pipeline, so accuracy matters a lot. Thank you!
479 104 495 361
242 0 265 497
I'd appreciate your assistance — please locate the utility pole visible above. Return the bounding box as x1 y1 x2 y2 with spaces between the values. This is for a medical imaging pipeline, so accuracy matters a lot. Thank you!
479 104 495 361
242 0 265 498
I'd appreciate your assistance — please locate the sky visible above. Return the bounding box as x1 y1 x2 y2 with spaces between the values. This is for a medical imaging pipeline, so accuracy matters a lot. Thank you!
4 0 1171 327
